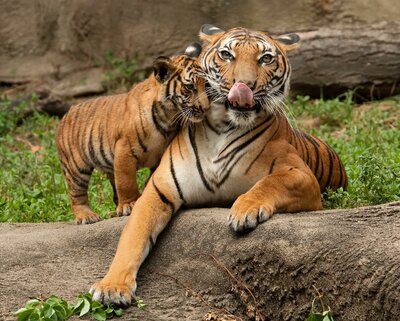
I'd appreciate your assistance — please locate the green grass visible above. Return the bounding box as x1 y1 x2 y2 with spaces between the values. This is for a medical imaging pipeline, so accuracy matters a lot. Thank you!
0 93 399 222
288 93 400 208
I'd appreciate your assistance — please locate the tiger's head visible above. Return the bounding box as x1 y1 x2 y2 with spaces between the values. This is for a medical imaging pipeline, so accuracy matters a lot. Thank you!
153 55 209 124
188 24 299 127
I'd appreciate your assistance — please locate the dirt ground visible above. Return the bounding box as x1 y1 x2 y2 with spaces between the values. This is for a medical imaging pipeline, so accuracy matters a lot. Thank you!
1 203 400 321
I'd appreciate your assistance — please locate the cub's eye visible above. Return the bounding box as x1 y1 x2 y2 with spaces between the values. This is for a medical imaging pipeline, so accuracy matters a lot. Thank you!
259 53 275 64
219 50 234 61
184 83 196 91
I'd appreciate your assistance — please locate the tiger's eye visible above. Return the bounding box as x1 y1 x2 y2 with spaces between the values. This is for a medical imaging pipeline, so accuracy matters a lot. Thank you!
260 54 275 64
184 83 196 91
219 50 234 61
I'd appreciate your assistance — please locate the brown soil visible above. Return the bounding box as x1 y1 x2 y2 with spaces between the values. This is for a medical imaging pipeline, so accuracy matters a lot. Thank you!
1 203 400 320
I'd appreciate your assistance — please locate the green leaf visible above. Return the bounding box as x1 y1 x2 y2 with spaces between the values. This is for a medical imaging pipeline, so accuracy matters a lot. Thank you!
91 309 107 321
15 308 35 321
91 301 103 309
78 292 93 302
43 304 55 319
72 298 84 314
79 298 91 317
113 307 123 317
306 312 324 321
134 297 147 310
105 306 113 314
27 312 40 321
323 312 334 321
25 299 41 307
53 305 69 320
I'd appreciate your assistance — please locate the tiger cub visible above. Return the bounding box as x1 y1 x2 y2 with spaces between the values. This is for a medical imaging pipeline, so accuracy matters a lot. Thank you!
56 55 209 224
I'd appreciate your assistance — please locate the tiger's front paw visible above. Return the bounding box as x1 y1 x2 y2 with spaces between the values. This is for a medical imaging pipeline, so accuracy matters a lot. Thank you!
73 205 102 225
89 278 137 307
115 201 137 217
228 194 274 233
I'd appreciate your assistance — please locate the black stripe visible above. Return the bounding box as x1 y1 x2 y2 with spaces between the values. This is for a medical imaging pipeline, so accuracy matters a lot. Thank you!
216 118 274 164
70 174 90 189
78 166 92 176
165 78 172 98
71 192 88 199
177 135 184 159
152 178 175 212
136 128 148 152
268 158 277 174
188 126 214 192
99 130 113 167
88 124 97 164
244 142 267 174
58 148 90 190
127 139 139 160
152 102 169 138
218 114 273 157
300 132 310 167
169 146 185 202
294 130 305 160
323 147 334 191
214 153 246 188
304 133 320 179
214 121 275 185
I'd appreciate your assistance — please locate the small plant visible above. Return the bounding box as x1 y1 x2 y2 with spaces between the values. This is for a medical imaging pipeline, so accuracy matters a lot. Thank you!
0 94 38 135
15 295 72 321
133 297 147 310
306 287 334 321
72 293 123 321
15 292 149 321
103 52 146 92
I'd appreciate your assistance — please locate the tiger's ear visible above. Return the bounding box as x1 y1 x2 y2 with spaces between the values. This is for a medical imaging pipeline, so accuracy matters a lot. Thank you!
275 33 300 52
199 24 225 45
185 42 202 58
153 56 175 83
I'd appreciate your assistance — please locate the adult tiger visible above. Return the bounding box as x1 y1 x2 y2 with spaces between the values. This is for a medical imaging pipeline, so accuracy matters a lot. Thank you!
89 25 347 305
56 55 209 224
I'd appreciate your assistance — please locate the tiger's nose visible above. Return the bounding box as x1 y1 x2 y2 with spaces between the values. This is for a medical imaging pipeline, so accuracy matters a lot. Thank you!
235 80 256 91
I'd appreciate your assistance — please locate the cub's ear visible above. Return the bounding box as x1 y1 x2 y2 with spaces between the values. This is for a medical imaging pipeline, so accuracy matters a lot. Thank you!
275 33 300 52
199 24 225 45
153 56 174 83
185 42 202 58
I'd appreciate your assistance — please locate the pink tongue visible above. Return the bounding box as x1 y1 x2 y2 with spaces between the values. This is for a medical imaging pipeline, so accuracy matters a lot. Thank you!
228 82 254 108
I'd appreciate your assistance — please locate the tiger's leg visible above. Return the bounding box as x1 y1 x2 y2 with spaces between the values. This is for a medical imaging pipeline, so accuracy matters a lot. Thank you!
229 149 322 232
62 166 102 225
106 172 118 206
114 139 140 216
89 171 182 305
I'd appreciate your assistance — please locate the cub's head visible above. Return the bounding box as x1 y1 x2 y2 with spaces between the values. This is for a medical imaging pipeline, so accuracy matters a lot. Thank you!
153 55 209 124
191 24 299 127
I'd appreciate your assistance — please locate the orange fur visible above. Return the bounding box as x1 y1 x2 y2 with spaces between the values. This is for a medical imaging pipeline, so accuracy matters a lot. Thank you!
89 26 347 306
56 56 209 224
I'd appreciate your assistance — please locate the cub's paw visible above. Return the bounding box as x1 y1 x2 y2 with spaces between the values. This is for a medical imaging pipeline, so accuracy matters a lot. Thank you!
228 194 274 233
116 201 136 217
89 279 136 307
74 206 102 225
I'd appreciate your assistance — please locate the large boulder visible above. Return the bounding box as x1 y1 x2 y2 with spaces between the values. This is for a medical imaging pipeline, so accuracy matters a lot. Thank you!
1 202 399 320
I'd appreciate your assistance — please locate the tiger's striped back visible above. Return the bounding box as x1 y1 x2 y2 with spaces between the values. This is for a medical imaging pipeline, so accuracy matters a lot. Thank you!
288 127 348 192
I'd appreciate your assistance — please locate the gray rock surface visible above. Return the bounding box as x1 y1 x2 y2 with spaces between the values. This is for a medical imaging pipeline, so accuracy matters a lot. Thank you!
1 203 399 320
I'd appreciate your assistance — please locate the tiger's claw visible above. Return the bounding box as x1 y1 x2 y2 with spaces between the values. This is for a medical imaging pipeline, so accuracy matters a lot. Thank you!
89 280 136 307
229 194 273 232
116 201 136 217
